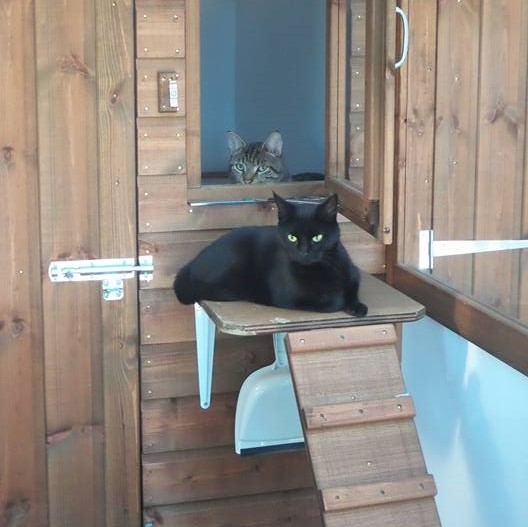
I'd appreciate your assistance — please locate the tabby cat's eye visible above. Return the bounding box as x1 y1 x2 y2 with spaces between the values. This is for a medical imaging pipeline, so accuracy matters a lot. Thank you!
257 165 269 174
287 234 298 243
234 162 246 172
312 233 324 243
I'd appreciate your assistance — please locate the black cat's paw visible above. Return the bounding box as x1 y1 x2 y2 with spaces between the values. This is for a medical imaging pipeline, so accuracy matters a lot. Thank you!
346 301 368 317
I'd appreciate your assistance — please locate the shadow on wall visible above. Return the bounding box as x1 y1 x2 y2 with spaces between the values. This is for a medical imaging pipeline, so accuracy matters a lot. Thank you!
402 316 528 527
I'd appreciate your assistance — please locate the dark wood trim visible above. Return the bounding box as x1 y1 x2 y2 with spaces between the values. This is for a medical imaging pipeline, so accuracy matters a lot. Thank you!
326 179 378 234
389 265 528 376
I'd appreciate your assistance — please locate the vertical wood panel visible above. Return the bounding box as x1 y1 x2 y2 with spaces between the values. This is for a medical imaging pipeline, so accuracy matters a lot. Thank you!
433 0 481 293
35 0 105 524
96 0 140 525
184 0 201 188
0 1 48 525
401 1 437 265
474 0 528 317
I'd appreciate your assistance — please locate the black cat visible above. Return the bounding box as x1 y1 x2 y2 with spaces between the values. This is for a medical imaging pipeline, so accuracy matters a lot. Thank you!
174 193 368 316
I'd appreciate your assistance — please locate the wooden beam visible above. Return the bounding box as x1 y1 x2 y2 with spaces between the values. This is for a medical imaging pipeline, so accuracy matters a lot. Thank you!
96 0 140 524
303 396 415 429
0 1 48 524
321 475 437 512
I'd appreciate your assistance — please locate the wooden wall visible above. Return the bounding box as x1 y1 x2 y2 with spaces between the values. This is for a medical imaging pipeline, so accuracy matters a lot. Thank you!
136 1 385 526
1 1 386 526
2 1 139 526
398 0 528 324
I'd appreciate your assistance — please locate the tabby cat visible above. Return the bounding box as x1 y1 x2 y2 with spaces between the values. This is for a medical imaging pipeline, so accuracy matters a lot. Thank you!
227 130 290 184
174 193 368 316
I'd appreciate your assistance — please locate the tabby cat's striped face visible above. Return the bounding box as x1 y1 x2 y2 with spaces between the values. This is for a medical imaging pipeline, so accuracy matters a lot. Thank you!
227 131 290 184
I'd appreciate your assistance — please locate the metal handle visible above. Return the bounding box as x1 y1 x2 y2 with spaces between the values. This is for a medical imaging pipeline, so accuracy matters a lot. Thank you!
395 7 409 69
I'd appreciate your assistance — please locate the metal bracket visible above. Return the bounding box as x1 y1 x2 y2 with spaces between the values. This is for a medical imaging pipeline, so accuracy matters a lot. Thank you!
48 255 154 300
419 230 528 270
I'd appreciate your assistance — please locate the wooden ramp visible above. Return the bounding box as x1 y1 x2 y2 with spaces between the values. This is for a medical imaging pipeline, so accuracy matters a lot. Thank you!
286 324 442 527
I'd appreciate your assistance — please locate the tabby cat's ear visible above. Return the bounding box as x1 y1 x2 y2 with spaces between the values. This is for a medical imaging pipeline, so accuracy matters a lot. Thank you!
273 192 294 222
263 131 283 157
227 131 246 155
316 194 338 223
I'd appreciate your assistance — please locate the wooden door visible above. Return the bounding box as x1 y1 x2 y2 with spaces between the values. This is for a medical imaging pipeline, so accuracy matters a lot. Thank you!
1 1 140 526
326 0 398 244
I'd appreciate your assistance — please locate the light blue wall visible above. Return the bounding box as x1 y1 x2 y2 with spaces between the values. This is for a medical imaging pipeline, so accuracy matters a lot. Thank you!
200 0 237 172
403 317 528 527
201 0 326 174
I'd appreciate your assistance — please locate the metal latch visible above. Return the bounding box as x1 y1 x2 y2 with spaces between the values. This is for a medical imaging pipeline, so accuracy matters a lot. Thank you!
48 255 154 301
419 230 528 270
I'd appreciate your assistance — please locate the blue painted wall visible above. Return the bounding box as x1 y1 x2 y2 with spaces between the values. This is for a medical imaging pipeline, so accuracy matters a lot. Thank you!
200 0 237 172
201 0 326 174
403 317 528 527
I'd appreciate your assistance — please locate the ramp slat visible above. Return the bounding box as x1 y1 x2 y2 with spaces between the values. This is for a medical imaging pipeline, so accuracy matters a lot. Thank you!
321 475 437 511
303 396 415 429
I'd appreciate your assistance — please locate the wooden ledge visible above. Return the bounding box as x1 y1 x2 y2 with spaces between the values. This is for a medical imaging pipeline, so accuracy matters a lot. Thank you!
303 395 415 429
200 273 425 336
321 475 437 512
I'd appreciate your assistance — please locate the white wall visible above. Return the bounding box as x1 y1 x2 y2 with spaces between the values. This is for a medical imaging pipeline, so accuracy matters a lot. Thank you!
402 317 528 527
201 0 326 174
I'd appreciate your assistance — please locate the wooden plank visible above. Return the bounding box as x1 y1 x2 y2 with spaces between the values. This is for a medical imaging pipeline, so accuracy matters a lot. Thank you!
288 324 397 354
349 56 366 118
363 0 383 200
142 394 236 453
200 273 424 336
138 176 279 232
140 289 194 344
139 224 385 290
326 0 347 179
137 58 186 117
287 347 405 410
0 1 48 524
137 117 186 175
136 0 185 58
35 0 105 524
432 0 480 294
392 0 409 269
306 421 429 490
140 337 274 400
184 0 201 188
473 0 528 318
401 1 437 265
143 447 315 506
324 500 440 527
186 181 326 203
143 489 323 527
321 475 436 512
303 396 415 430
379 0 396 244
95 0 140 525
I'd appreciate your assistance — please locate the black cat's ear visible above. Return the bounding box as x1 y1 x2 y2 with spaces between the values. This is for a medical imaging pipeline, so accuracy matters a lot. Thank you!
316 194 338 223
273 192 294 222
227 131 246 155
263 131 283 157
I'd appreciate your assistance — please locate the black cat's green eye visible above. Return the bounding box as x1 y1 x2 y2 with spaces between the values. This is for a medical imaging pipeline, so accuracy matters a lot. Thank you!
287 234 298 243
312 233 324 243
